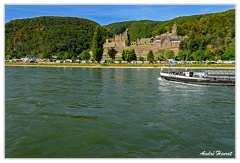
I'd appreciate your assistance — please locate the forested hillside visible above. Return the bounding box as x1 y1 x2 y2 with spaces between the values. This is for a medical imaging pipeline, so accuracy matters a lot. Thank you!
104 9 235 61
5 16 112 59
173 9 235 61
103 20 160 41
5 9 235 61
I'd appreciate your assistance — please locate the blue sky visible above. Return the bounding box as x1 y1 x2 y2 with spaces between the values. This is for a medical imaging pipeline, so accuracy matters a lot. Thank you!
5 5 235 25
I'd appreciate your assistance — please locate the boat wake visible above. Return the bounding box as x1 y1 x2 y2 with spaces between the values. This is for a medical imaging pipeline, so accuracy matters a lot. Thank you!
157 77 163 81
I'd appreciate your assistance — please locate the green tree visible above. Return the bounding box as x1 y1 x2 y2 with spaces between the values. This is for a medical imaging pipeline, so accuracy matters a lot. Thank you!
176 50 186 61
138 56 145 62
131 49 137 61
190 49 205 61
122 50 126 61
5 55 11 60
125 31 131 46
122 49 137 62
125 32 131 46
92 26 104 63
38 52 51 59
62 52 73 60
80 50 91 60
222 47 235 60
166 50 175 59
108 47 118 60
71 56 76 63
123 50 132 62
57 51 64 59
147 50 155 63
155 49 165 61
5 51 14 59
214 46 225 60
125 39 131 46
204 49 215 61
187 39 199 52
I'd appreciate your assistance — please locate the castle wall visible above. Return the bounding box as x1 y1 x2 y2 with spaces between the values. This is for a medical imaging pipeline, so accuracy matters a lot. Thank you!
104 29 128 47
103 44 179 60
104 41 125 47
103 23 186 60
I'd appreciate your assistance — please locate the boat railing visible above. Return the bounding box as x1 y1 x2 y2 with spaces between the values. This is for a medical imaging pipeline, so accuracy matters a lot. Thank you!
204 70 235 76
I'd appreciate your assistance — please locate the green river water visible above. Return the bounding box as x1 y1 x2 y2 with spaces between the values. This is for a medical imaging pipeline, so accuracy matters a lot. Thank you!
5 66 235 158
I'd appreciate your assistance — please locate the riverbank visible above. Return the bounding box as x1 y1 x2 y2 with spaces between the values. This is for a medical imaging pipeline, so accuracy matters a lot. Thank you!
5 62 235 69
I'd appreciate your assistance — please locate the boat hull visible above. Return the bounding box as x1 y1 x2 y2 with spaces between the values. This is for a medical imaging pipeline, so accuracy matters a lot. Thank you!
160 73 235 86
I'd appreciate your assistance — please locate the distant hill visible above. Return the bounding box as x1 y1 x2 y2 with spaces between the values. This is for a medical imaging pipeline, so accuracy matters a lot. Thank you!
103 9 235 41
103 9 235 60
103 20 160 41
5 16 111 59
5 9 235 61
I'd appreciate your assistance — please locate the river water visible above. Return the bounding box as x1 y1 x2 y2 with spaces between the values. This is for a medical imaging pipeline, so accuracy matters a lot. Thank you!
5 66 235 158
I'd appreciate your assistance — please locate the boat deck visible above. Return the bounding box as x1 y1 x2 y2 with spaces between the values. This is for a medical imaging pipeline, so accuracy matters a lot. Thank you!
160 70 235 86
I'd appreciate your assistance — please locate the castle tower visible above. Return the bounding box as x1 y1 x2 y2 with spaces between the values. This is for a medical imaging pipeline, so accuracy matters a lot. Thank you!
172 22 177 35
123 28 128 41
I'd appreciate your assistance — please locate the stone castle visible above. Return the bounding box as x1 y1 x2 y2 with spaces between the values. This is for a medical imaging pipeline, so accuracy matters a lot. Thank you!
105 29 129 47
130 22 187 48
103 23 188 59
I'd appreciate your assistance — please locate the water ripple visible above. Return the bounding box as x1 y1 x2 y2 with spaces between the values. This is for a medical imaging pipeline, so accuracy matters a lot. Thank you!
5 67 235 158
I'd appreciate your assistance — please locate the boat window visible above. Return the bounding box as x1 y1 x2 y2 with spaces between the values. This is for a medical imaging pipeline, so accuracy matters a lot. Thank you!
190 72 193 77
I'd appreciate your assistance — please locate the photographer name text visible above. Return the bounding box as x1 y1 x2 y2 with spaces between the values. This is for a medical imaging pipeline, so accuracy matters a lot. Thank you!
199 150 233 157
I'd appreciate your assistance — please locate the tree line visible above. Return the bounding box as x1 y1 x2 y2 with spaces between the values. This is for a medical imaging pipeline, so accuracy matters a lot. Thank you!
5 16 112 61
5 9 235 62
106 47 175 63
104 9 235 61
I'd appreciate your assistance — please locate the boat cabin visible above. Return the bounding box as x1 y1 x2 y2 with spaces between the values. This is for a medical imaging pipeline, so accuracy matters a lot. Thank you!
185 72 193 77
170 71 207 78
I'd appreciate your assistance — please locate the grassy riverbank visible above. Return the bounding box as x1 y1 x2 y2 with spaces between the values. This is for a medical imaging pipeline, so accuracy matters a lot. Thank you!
5 62 235 69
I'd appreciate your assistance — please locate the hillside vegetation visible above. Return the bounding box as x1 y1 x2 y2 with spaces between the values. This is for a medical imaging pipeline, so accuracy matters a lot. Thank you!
5 9 235 61
103 9 235 61
103 20 160 41
5 16 112 59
